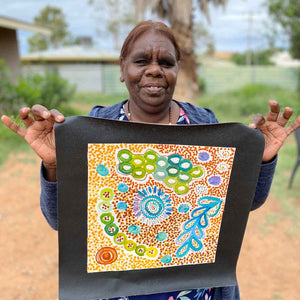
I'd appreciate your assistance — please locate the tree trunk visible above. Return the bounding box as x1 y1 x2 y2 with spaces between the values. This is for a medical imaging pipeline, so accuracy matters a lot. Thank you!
168 0 198 104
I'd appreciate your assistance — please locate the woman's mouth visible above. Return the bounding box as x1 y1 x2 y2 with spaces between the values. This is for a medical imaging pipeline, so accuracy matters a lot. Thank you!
142 85 165 95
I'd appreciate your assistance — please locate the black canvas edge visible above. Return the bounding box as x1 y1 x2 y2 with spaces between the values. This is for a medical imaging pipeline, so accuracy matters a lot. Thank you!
55 116 265 300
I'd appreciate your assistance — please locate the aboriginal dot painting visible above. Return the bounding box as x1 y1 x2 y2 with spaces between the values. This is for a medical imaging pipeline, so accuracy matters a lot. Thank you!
87 143 236 272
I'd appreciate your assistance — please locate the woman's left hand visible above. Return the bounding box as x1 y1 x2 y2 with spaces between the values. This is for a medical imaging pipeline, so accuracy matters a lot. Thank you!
249 100 300 162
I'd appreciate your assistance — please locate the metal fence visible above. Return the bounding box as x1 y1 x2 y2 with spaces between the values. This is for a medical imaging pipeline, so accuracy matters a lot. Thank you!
199 65 299 94
22 64 299 94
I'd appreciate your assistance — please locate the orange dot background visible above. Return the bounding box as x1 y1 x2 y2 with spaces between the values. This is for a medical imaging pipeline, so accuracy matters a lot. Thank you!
87 143 235 273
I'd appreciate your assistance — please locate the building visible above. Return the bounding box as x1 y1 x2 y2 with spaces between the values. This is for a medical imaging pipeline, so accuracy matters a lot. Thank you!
21 46 126 94
0 15 51 83
270 51 300 67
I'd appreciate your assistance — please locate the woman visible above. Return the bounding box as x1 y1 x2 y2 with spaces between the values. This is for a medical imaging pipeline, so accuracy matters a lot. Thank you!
1 21 300 300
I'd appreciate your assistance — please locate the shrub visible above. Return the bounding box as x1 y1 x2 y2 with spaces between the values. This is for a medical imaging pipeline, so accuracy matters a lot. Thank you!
231 84 300 116
198 77 206 94
0 61 76 115
23 70 76 108
0 62 23 114
231 49 275 65
197 83 299 124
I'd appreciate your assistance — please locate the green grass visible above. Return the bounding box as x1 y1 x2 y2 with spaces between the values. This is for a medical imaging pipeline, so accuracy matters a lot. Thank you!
268 135 300 237
197 84 300 124
0 118 29 166
272 293 284 300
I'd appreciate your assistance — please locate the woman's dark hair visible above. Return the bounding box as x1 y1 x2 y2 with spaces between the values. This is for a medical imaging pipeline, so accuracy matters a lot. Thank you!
120 20 181 62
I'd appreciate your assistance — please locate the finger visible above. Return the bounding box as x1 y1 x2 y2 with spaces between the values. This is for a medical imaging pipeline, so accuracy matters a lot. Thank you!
1 115 26 138
266 100 280 122
31 104 51 121
19 107 34 128
50 109 65 123
285 116 300 136
249 114 265 129
277 107 293 127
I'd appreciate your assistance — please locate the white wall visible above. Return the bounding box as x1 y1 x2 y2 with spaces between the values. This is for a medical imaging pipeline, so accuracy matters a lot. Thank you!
22 63 103 92
58 64 103 92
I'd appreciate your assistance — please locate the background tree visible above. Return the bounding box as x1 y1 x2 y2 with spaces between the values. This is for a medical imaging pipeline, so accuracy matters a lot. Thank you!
194 21 215 54
88 0 135 51
87 0 225 102
28 6 74 52
231 49 275 66
265 0 300 59
134 0 228 102
265 0 300 98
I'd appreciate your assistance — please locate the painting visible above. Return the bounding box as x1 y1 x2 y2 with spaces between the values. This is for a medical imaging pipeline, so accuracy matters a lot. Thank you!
87 143 236 272
55 117 265 299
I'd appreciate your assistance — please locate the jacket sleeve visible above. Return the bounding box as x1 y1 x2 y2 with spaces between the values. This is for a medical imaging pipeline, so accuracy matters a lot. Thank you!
40 163 58 230
251 156 277 210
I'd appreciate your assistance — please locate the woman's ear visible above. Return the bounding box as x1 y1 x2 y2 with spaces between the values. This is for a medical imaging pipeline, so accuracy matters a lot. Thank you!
120 57 125 82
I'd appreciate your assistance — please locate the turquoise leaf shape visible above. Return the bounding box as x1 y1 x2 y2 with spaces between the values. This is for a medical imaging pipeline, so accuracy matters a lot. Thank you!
176 196 222 258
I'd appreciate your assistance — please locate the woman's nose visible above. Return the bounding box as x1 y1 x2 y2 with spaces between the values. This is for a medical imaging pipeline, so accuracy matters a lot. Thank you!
145 63 163 77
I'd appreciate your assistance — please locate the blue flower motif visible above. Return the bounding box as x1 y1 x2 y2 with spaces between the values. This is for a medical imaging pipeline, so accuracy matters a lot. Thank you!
156 231 168 241
116 201 128 211
133 186 172 226
178 203 190 214
117 183 129 193
128 225 141 234
96 164 109 176
160 255 172 264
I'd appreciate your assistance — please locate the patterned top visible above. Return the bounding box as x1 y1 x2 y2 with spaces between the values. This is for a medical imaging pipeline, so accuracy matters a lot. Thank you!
99 103 213 300
119 103 191 125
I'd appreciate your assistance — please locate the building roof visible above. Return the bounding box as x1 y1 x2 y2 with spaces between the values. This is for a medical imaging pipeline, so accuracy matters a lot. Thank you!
213 52 233 60
0 15 51 35
197 54 236 67
21 46 120 63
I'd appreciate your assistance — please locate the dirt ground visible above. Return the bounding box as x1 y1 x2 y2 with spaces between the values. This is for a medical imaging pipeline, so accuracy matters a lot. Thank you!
0 152 299 300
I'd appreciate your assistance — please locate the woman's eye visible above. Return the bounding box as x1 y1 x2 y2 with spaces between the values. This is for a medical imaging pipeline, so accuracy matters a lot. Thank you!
160 60 174 67
135 60 146 65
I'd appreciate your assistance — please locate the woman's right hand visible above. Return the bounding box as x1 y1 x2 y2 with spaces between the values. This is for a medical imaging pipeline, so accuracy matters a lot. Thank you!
1 105 65 181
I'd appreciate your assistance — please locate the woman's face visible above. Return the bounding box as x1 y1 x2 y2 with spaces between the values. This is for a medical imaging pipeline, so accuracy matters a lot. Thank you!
120 30 179 114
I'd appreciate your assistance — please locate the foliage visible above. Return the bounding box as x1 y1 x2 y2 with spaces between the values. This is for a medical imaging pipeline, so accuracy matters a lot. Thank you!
265 0 300 59
88 0 135 51
28 6 78 52
28 34 48 52
198 77 206 93
231 49 275 65
134 0 228 24
0 118 29 166
197 83 300 122
0 61 23 114
0 62 76 115
0 60 10 82
194 21 215 54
